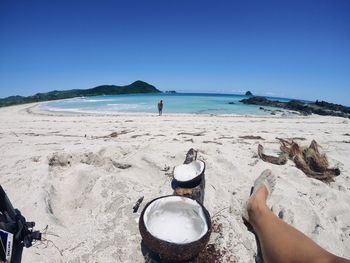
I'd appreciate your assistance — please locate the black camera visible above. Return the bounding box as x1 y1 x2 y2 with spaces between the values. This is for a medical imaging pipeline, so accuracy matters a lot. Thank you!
0 185 41 263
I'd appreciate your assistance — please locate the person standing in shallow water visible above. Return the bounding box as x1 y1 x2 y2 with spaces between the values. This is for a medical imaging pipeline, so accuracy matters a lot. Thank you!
157 100 163 116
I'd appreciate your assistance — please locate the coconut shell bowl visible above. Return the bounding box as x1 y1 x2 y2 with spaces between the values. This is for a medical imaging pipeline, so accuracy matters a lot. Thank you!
139 195 211 261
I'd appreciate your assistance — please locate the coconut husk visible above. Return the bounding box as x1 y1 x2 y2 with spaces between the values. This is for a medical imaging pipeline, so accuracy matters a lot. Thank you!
258 144 288 165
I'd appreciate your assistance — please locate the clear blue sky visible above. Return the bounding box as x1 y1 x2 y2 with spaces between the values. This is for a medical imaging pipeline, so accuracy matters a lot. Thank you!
0 0 349 105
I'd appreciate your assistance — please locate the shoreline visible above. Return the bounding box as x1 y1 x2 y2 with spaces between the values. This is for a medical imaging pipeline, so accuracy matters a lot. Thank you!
2 89 349 119
30 101 304 119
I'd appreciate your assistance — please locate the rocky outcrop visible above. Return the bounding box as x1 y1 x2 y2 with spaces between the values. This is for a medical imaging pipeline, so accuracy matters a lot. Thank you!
314 100 350 114
245 91 253 96
240 96 350 118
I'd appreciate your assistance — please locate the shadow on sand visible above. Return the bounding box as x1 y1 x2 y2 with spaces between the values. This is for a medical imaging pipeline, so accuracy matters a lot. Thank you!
141 241 197 263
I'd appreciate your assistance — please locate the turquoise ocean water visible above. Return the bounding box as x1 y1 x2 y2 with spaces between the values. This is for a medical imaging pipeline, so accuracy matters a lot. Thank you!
41 93 292 115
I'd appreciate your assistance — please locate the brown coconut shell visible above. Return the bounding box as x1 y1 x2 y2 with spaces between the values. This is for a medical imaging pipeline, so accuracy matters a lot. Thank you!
174 160 206 188
139 195 211 261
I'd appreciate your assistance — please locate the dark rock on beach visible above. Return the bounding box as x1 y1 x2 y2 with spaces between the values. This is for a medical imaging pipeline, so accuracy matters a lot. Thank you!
314 100 350 114
245 91 253 96
240 96 350 118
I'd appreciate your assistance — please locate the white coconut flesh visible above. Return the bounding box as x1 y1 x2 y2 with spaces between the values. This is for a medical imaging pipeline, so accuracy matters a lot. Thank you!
143 196 208 244
173 160 205 182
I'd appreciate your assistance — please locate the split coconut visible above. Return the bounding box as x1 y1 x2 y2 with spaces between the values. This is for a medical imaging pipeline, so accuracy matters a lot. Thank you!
139 195 211 261
173 160 205 188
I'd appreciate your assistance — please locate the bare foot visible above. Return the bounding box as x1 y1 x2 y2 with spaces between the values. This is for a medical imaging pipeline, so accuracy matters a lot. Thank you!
243 169 276 224
246 185 270 225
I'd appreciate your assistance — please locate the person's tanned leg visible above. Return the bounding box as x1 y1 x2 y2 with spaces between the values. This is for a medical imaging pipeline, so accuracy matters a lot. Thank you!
246 184 350 263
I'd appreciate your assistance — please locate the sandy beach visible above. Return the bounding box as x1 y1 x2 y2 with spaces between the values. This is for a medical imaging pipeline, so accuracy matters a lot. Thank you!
0 103 349 262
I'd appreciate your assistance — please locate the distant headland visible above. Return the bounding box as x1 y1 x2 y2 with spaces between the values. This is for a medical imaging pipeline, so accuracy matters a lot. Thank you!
0 80 161 107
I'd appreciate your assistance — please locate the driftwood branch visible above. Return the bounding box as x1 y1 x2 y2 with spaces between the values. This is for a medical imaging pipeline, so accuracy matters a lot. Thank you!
258 144 288 165
239 135 264 140
133 196 144 213
269 139 340 183
92 132 118 139
178 131 205 136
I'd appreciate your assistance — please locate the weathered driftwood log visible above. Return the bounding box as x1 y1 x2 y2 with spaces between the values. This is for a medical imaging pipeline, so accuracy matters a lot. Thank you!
277 138 301 158
277 138 340 183
304 140 329 172
293 155 336 183
239 135 264 140
174 148 206 204
258 144 288 165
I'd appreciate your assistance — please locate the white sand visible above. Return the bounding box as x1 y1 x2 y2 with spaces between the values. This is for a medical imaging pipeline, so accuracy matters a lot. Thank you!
0 103 349 262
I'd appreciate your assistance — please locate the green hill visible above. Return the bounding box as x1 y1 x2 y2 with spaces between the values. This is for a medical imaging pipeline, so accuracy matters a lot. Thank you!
0 80 161 107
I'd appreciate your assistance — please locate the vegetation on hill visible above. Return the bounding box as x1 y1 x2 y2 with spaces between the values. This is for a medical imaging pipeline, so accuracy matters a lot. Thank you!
0 80 161 107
